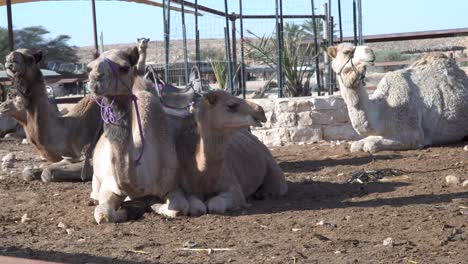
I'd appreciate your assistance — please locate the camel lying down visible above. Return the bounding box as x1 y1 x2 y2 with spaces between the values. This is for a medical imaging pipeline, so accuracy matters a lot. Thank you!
328 43 468 153
87 47 287 223
2 49 101 182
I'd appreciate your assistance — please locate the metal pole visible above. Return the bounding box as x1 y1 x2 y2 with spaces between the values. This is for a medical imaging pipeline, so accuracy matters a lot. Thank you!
353 0 358 45
239 0 246 99
91 0 99 58
322 2 329 95
231 16 238 94
195 0 200 68
181 0 189 84
279 0 284 98
224 0 234 94
328 15 334 95
310 0 321 96
163 0 171 82
357 0 363 45
6 0 14 52
275 0 283 98
338 0 343 42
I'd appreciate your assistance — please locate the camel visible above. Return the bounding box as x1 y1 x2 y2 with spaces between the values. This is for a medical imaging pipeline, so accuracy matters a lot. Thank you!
136 37 150 76
175 90 288 215
328 43 468 153
3 48 102 181
88 47 189 223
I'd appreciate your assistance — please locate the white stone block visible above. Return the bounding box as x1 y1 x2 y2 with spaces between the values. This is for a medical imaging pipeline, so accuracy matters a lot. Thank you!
297 112 313 127
275 99 297 113
323 124 362 140
311 96 346 110
270 112 297 128
253 128 290 147
289 126 323 143
295 100 312 113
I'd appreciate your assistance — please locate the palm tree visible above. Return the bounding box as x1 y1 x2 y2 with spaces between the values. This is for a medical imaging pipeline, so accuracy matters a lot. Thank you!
245 22 317 97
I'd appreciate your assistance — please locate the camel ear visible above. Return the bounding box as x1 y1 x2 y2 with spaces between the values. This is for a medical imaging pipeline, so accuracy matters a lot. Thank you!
327 46 337 58
33 51 43 63
145 38 150 42
205 92 218 106
137 38 142 42
127 47 139 66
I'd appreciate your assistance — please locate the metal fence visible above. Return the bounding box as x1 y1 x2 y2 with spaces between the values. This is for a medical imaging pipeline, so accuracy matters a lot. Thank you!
154 0 364 98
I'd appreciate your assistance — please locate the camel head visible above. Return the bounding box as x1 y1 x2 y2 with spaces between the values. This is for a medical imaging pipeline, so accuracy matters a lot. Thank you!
0 89 27 117
87 47 139 97
196 90 267 135
4 49 42 81
328 43 375 88
137 38 150 50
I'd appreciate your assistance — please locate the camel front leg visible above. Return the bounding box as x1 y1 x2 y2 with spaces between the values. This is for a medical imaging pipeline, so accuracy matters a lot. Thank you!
41 161 91 182
150 189 189 218
94 190 127 224
351 136 421 153
206 187 246 214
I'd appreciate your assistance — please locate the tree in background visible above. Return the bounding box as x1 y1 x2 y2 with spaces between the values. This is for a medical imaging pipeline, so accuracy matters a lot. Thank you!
0 26 78 66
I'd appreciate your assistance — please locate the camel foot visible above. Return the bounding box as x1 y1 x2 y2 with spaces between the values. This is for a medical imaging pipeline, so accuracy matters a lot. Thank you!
22 167 43 181
41 161 86 182
94 204 127 224
151 191 189 218
188 195 207 216
207 196 228 214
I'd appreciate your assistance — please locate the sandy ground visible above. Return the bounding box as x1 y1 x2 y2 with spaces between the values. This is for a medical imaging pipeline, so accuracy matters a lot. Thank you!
0 138 467 264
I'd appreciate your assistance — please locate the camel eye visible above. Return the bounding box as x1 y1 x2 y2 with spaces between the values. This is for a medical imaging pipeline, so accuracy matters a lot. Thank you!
343 49 353 55
227 102 239 112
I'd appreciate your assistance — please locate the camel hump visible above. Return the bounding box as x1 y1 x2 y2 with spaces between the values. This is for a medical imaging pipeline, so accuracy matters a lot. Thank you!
410 53 450 68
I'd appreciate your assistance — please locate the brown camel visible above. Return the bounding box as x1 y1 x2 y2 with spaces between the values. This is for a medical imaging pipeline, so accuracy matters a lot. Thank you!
88 47 188 223
136 37 150 76
176 90 288 215
3 49 101 182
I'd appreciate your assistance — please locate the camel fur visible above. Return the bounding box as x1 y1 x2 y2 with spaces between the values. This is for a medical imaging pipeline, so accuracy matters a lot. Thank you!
136 37 150 76
88 47 188 224
3 49 102 181
175 91 288 215
328 43 468 153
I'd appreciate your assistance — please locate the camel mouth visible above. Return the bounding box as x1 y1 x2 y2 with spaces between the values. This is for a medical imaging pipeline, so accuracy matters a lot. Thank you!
6 68 19 78
251 117 265 128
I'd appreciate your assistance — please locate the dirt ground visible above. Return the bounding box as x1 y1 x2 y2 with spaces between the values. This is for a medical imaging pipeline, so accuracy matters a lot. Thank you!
0 138 467 264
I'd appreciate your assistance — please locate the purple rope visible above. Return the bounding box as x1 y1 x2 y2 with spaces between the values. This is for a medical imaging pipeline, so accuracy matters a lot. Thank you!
95 58 145 166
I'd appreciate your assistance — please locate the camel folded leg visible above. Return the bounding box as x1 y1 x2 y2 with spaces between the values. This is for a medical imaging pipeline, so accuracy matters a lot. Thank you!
206 187 246 214
94 190 127 224
351 136 422 153
41 161 92 182
187 195 207 216
150 189 189 218
255 157 288 198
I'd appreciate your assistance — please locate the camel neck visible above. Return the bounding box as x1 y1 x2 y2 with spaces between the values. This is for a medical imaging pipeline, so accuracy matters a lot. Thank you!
137 48 147 74
103 95 140 194
338 76 374 135
195 125 228 171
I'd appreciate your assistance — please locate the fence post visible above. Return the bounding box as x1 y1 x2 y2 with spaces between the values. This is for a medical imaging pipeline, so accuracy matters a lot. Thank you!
275 0 284 98
239 0 247 99
91 0 99 59
224 0 234 94
6 0 14 52
181 0 189 85
353 0 358 46
195 0 201 69
231 15 238 94
322 2 329 95
310 0 321 96
357 0 363 45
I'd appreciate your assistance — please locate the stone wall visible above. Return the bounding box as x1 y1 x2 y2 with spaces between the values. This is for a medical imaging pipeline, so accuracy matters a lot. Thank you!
250 95 363 147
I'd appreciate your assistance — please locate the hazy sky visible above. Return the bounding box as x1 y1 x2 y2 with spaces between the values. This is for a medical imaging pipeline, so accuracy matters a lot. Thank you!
1 0 468 47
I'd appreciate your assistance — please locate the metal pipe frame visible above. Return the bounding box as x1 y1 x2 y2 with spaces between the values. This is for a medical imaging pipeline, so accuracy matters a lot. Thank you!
181 0 189 84
275 0 283 98
6 0 13 51
91 0 99 58
310 0 321 96
224 0 234 94
239 0 246 99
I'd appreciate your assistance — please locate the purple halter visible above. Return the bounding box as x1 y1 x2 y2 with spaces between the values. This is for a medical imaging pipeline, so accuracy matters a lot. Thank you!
94 58 145 166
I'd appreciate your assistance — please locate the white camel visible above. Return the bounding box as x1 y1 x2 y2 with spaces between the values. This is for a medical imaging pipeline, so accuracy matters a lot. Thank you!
87 47 188 223
328 43 468 153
